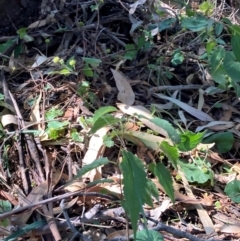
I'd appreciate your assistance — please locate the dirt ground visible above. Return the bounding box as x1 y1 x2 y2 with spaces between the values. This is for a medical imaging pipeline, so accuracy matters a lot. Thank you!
0 0 42 35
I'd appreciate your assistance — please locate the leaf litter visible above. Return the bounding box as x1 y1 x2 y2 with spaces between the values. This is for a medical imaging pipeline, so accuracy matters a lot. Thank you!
0 0 240 240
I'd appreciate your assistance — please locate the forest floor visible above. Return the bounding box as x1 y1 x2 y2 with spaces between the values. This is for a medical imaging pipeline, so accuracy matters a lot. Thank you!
0 0 240 240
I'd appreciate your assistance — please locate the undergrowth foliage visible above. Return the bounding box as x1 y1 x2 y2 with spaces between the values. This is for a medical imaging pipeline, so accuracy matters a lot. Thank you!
1 0 240 240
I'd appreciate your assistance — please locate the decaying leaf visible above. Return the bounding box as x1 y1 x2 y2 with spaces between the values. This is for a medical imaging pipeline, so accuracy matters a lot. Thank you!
111 69 135 106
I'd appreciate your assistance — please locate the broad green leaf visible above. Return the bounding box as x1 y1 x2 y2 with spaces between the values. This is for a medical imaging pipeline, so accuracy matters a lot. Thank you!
92 106 117 124
146 179 159 201
178 159 214 184
90 115 119 133
77 80 90 96
209 46 228 88
82 57 102 66
83 63 93 77
0 39 16 53
150 117 180 144
22 34 34 42
103 135 115 147
178 131 205 152
76 157 109 178
59 68 72 75
215 22 223 36
124 44 137 60
48 120 69 129
225 180 240 203
45 107 63 121
158 18 176 32
4 220 46 241
171 50 184 66
65 157 110 187
231 35 240 61
229 24 240 35
206 40 216 55
149 162 174 202
120 151 152 239
199 1 214 15
71 129 84 142
160 141 179 169
17 28 27 39
223 51 240 82
181 15 210 32
202 132 234 153
136 229 164 241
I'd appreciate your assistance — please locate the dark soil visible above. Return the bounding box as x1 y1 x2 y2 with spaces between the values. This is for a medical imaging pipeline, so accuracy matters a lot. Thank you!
0 0 42 35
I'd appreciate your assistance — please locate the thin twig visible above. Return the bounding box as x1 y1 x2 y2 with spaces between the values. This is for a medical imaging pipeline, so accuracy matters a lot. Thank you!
148 216 223 241
147 84 210 99
0 191 119 221
60 199 91 241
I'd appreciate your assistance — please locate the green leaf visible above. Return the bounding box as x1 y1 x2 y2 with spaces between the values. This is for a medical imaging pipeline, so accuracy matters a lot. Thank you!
0 93 4 101
215 22 223 36
59 68 72 75
181 15 210 32
229 24 240 35
92 106 117 124
225 180 240 203
124 44 137 60
120 151 152 239
231 35 240 62
82 57 102 66
77 81 90 96
0 39 16 53
209 46 228 88
0 200 11 228
171 50 184 66
150 162 174 202
65 157 110 187
206 40 216 55
202 132 234 153
4 220 46 241
17 28 27 39
146 179 159 201
199 1 214 15
178 159 214 184
160 141 179 169
90 115 119 133
223 51 240 82
150 117 180 144
48 120 69 129
178 131 205 152
158 18 176 32
45 107 63 121
136 229 164 241
83 63 93 77
71 129 84 142
103 135 115 147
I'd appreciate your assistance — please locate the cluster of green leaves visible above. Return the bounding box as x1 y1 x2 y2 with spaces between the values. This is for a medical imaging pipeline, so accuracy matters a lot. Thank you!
85 106 222 239
41 103 237 240
179 7 240 95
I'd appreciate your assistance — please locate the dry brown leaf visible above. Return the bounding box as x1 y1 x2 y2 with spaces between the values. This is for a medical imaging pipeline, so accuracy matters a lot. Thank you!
220 224 240 233
64 180 87 192
106 230 134 239
111 69 135 106
178 168 215 235
82 127 110 182
117 104 171 139
11 181 48 226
